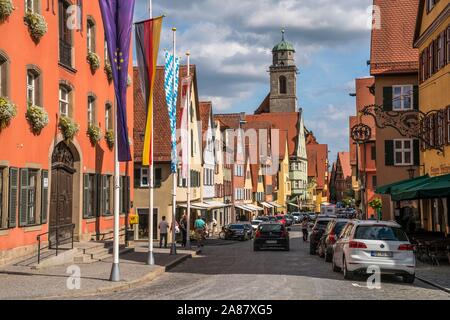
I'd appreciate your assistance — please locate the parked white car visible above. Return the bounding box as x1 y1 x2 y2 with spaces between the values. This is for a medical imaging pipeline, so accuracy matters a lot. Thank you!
251 219 264 231
332 220 416 283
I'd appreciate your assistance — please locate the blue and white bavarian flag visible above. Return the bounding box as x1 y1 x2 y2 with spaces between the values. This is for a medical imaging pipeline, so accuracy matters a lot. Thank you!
164 51 180 173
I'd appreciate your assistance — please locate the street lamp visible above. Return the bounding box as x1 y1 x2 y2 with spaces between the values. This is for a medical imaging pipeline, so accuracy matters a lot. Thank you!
351 123 372 220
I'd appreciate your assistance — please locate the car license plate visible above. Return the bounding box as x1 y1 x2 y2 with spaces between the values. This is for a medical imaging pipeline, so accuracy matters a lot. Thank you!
266 240 277 244
371 251 393 258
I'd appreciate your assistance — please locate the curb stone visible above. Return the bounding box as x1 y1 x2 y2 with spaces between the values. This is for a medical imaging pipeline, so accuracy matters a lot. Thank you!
416 276 450 294
35 249 200 300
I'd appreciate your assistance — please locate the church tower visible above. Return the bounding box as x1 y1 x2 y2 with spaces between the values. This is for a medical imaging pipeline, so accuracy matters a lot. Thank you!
269 29 297 113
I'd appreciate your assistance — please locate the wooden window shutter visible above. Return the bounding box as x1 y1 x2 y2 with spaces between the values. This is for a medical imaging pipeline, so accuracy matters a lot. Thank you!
0 60 7 97
19 169 28 227
446 106 450 145
424 47 429 79
126 176 130 214
383 87 393 111
41 170 48 224
384 140 394 166
429 42 434 76
95 174 101 217
83 174 89 218
134 167 140 188
419 53 423 83
413 86 419 111
8 168 18 228
441 31 446 68
413 140 420 166
434 39 439 73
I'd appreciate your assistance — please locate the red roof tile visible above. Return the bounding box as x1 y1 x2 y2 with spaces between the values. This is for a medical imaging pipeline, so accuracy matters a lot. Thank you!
245 112 300 158
306 144 328 189
370 0 419 75
254 93 270 114
338 152 352 179
133 65 199 163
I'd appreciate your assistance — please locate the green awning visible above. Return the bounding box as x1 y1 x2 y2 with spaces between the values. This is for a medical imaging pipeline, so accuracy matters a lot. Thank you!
392 174 450 201
376 175 430 195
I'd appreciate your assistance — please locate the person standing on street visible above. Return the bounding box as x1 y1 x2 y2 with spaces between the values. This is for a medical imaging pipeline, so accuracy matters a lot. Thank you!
301 218 309 242
158 216 169 248
180 212 187 247
194 213 206 247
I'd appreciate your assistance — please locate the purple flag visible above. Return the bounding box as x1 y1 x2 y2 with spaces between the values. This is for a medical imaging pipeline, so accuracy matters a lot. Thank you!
99 0 135 162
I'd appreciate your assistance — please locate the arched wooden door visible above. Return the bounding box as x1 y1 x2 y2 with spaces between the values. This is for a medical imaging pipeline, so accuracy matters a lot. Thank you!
49 142 76 243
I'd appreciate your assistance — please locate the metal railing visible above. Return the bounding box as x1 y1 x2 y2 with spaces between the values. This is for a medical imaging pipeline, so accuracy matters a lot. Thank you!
36 224 75 264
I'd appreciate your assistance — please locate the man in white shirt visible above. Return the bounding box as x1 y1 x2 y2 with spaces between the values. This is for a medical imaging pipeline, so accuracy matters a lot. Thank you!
159 216 169 248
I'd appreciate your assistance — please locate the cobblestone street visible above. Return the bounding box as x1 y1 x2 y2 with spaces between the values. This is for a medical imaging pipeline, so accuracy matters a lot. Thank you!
68 227 450 300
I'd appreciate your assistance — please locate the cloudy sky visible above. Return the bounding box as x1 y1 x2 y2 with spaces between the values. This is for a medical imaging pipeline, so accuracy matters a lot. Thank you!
133 0 373 164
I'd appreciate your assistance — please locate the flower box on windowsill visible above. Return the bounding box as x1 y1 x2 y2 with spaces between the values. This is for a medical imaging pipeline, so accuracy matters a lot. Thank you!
23 11 48 43
0 0 14 22
0 96 17 131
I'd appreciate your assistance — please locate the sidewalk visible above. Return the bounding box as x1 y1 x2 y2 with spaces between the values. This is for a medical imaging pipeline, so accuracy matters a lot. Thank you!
416 261 450 293
0 242 199 300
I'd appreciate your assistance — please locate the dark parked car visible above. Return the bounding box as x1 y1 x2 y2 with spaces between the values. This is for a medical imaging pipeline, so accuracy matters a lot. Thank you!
256 216 269 222
285 214 294 226
254 223 290 251
309 215 337 255
224 224 252 241
267 216 277 222
318 218 350 262
242 223 254 239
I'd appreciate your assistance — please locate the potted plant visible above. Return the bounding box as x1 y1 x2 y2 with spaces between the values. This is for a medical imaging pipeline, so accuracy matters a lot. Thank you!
58 116 79 141
23 11 47 43
104 63 113 82
87 52 100 72
0 0 14 22
105 129 114 150
87 124 102 145
25 103 49 135
0 96 16 130
368 198 382 220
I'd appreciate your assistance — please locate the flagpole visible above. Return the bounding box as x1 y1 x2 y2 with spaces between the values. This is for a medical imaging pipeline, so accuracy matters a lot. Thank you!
110 98 120 282
185 51 191 250
170 27 178 255
147 0 155 266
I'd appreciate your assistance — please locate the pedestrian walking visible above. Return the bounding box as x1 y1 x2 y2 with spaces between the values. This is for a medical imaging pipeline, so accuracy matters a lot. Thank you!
158 216 169 248
180 212 187 247
212 217 217 237
194 213 206 247
301 218 308 242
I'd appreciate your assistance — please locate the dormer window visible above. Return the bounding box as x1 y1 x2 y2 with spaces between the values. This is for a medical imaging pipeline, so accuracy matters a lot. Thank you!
427 0 437 13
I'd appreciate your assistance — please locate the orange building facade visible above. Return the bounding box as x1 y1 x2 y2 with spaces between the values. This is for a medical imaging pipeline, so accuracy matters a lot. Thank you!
0 0 133 265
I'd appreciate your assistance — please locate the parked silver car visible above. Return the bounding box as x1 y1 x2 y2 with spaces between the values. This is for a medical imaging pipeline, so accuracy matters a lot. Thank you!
332 220 416 283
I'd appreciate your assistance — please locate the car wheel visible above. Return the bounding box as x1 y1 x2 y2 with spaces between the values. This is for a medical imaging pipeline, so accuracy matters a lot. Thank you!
332 256 340 272
343 256 354 280
253 246 260 251
402 274 415 284
309 244 316 255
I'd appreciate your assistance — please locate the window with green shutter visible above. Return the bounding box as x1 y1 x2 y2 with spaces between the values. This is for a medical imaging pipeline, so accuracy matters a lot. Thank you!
383 87 393 111
41 170 48 224
0 168 4 229
8 168 18 228
102 175 112 216
83 174 97 219
385 140 394 166
18 169 37 227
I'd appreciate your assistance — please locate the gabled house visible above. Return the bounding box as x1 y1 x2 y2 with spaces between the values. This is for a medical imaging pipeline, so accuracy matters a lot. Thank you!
133 65 203 241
